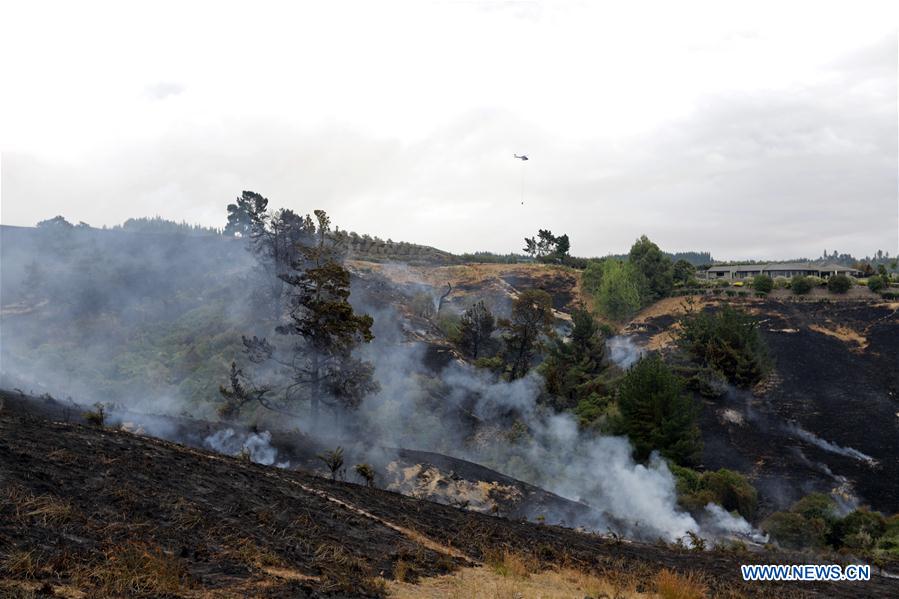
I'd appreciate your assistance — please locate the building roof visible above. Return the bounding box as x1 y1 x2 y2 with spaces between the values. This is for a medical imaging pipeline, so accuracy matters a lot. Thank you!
706 262 861 273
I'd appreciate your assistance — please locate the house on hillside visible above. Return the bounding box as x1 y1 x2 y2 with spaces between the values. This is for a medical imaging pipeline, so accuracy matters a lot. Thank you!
699 262 862 281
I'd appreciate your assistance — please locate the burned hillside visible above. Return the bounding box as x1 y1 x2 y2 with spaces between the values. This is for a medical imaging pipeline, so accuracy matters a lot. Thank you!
3 401 898 598
625 298 899 516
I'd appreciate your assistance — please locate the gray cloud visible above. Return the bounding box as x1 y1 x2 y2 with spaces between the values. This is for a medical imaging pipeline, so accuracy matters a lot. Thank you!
2 36 895 260
144 82 185 101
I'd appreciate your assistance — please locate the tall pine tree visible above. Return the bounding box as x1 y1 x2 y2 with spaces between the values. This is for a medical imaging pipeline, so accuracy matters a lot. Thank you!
616 354 701 466
224 209 378 419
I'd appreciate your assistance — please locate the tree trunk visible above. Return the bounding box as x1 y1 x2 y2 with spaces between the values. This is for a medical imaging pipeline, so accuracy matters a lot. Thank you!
311 352 320 420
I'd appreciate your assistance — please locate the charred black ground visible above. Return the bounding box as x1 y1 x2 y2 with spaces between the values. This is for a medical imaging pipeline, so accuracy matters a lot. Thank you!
634 298 899 516
3 399 898 598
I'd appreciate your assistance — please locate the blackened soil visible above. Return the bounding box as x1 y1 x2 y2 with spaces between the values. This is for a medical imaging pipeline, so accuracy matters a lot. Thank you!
678 299 899 514
2 406 898 597
501 274 577 311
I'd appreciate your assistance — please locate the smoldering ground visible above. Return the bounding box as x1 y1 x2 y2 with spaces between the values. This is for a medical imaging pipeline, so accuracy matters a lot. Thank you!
0 224 759 543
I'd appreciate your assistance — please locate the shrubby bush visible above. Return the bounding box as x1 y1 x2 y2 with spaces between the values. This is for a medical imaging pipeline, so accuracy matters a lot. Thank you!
831 509 887 551
676 304 770 387
670 465 758 520
867 275 886 292
436 313 462 342
827 274 852 294
791 276 813 295
581 260 605 294
806 275 825 287
773 276 789 289
876 515 899 558
752 274 773 294
595 259 643 321
764 511 830 550
763 494 895 554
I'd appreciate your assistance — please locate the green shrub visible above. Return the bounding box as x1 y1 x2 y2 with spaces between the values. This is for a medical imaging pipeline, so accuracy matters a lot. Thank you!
791 493 838 523
595 259 643 321
761 494 895 553
773 276 789 289
791 276 813 295
573 393 611 428
875 515 899 557
700 469 758 519
83 403 107 426
867 275 886 292
410 292 436 318
581 260 605 295
806 275 824 287
764 511 829 550
615 354 701 466
670 465 758 520
831 509 887 551
752 274 773 294
676 305 770 387
474 356 504 371
436 312 462 342
827 274 852 294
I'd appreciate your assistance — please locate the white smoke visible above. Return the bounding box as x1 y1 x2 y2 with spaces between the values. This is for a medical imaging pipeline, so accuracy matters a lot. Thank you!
377 360 760 542
204 428 290 468
700 503 768 543
786 423 878 467
607 335 645 369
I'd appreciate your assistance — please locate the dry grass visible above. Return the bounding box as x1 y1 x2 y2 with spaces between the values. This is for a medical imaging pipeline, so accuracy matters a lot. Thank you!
1 549 41 579
631 296 714 324
484 549 534 579
170 497 205 530
230 537 285 569
394 558 411 582
312 541 383 594
3 485 74 527
655 568 709 599
76 542 189 596
386 565 648 599
808 323 868 349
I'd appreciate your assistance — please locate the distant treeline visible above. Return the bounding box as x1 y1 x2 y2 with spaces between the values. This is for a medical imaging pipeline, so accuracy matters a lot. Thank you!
30 215 895 270
113 216 223 236
456 251 532 264
601 251 713 267
37 215 223 236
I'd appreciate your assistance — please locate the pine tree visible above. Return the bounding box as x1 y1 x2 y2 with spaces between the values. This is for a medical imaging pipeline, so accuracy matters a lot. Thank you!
457 300 496 359
628 235 674 301
502 289 554 380
236 210 378 419
616 354 701 466
541 307 607 410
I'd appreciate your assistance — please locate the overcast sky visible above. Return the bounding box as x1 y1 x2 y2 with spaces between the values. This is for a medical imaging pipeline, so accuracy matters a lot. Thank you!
1 0 896 260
